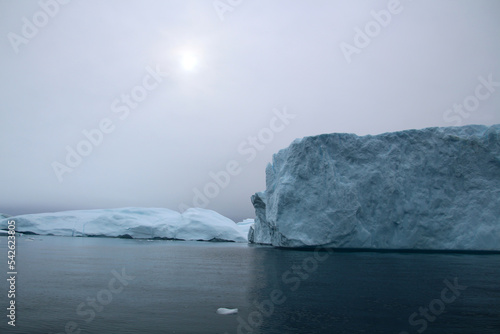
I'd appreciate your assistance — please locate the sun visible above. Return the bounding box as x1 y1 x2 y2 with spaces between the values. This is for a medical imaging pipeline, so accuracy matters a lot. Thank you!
180 54 198 71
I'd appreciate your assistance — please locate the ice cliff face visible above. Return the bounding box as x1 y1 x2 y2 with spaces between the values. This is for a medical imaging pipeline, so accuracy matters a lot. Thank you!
0 207 247 242
248 124 500 250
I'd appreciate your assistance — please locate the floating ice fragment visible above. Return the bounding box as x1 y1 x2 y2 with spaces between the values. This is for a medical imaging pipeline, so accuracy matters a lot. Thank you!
216 308 238 315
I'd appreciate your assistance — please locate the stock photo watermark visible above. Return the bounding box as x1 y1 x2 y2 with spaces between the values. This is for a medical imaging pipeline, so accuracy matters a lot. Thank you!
226 247 333 334
340 0 411 64
6 220 17 327
399 277 467 334
7 0 72 54
51 64 168 183
213 0 244 21
178 106 296 212
442 74 499 126
50 268 135 334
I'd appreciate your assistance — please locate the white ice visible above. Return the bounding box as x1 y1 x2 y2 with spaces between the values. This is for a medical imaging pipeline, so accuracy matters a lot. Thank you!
0 207 248 242
216 308 238 315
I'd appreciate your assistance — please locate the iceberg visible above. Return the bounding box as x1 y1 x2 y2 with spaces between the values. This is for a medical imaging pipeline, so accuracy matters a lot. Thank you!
0 207 247 242
248 124 500 250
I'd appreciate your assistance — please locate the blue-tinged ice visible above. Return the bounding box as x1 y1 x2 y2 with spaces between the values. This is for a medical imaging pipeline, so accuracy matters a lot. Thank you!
248 124 500 250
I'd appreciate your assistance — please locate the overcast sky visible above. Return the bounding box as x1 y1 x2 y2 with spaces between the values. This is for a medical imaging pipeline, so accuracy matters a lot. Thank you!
1 0 499 221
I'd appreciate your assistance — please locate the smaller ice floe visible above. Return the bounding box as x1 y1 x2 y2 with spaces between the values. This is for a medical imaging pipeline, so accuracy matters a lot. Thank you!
216 308 238 315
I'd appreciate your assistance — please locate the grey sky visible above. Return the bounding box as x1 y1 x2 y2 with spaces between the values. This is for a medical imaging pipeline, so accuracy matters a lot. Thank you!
1 0 499 221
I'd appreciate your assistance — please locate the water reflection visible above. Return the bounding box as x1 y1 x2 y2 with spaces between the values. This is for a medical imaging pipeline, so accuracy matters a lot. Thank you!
241 246 500 334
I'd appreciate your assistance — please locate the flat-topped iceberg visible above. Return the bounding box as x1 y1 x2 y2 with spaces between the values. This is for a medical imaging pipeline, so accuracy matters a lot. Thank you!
248 124 500 250
0 207 247 242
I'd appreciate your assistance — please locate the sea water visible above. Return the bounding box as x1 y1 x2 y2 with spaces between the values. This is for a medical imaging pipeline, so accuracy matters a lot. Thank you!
0 236 498 334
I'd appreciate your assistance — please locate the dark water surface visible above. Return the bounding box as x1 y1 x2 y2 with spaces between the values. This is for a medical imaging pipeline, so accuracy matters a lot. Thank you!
0 236 499 334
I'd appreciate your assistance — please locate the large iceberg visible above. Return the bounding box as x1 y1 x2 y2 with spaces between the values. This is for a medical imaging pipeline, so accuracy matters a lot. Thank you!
0 207 247 242
248 124 500 250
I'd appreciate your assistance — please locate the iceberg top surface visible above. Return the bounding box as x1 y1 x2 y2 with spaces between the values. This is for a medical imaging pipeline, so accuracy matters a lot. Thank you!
272 124 499 166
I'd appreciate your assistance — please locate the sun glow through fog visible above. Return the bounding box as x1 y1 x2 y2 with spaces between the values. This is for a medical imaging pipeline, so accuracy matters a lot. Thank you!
180 54 198 71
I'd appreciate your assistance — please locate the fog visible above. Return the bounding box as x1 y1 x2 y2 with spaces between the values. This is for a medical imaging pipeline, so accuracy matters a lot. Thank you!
1 0 499 221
